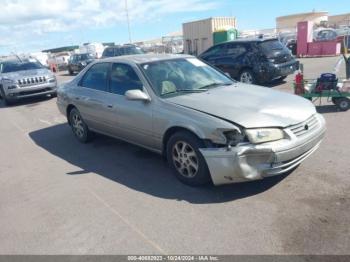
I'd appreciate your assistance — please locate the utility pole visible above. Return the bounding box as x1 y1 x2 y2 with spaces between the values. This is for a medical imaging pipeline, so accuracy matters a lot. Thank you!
125 0 132 43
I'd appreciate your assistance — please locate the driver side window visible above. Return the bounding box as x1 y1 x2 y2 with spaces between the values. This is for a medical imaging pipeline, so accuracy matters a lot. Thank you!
110 63 143 95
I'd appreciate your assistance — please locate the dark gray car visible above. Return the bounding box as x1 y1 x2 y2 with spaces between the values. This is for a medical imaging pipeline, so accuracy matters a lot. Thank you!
57 54 325 186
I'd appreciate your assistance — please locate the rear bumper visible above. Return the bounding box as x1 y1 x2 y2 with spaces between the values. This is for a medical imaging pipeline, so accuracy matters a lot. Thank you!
256 60 299 82
200 114 325 185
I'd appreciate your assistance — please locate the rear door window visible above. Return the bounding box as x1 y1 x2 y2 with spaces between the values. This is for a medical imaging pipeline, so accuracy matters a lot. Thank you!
80 63 110 92
259 40 284 54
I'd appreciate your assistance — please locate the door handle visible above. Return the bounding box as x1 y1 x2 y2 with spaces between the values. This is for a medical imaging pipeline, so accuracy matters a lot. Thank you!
74 97 80 101
106 105 113 109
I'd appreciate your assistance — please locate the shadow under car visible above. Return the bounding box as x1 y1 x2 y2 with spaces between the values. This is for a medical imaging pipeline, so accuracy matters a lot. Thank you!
29 123 291 204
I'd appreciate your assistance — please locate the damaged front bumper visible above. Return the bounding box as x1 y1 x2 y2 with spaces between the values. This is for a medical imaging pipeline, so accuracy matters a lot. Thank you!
200 115 326 185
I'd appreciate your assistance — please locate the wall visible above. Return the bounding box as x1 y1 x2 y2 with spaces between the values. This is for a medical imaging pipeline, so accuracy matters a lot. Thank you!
276 12 328 33
328 13 350 28
183 17 236 55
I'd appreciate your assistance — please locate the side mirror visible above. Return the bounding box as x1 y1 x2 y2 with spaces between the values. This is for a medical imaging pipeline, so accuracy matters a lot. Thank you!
125 89 150 102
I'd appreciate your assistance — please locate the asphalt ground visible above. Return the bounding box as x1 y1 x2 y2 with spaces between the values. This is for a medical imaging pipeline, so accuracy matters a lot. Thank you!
0 56 349 255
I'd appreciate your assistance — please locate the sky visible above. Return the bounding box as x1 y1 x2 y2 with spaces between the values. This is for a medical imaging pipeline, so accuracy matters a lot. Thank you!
0 0 348 55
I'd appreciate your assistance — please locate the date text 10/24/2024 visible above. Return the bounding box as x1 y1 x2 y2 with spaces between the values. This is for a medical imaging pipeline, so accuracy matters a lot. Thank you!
127 256 219 261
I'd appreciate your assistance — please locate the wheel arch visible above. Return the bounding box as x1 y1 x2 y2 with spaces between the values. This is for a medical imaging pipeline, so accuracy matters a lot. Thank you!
162 126 205 158
239 66 253 75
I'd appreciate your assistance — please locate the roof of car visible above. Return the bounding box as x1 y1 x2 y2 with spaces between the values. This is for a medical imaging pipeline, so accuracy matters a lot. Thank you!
215 37 278 46
99 54 194 64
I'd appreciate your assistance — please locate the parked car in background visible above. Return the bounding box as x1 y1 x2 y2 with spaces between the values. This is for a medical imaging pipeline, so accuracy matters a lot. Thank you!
57 54 325 186
101 44 145 59
0 57 57 105
68 53 95 75
199 38 299 84
79 42 105 58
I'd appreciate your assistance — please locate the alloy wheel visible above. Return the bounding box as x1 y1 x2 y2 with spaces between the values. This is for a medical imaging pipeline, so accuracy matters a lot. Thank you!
240 72 253 84
172 141 199 178
72 113 85 138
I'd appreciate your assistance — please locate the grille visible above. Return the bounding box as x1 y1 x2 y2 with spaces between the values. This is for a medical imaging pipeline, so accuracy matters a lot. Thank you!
17 76 47 87
288 114 319 137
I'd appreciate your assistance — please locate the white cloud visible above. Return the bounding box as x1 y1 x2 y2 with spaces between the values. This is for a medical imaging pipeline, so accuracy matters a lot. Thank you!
0 0 218 54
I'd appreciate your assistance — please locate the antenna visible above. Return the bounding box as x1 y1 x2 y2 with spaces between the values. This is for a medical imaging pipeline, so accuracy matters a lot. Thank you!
125 0 132 43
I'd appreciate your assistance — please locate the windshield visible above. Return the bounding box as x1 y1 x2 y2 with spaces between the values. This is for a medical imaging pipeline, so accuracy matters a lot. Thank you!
140 58 234 97
259 40 285 54
0 61 44 73
75 53 94 61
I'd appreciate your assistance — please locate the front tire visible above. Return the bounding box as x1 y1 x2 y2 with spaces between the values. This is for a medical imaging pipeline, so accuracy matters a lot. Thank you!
69 108 93 143
166 131 211 186
0 87 14 106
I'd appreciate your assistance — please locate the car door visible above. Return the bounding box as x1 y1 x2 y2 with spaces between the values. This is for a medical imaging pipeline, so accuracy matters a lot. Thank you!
215 43 248 78
200 44 226 68
106 62 154 149
74 62 118 134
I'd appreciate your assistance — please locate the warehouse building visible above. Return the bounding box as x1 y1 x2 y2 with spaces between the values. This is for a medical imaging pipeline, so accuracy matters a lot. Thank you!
328 13 350 28
182 17 236 55
276 11 328 32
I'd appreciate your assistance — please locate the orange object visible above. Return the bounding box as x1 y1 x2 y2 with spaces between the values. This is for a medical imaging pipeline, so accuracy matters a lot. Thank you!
49 63 57 73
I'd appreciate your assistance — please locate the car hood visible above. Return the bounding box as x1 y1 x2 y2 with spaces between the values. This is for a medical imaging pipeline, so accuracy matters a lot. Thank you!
1 69 52 80
165 84 316 128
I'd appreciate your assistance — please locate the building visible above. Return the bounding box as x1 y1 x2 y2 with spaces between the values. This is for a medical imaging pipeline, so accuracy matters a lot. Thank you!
182 17 236 55
328 13 350 28
276 11 328 32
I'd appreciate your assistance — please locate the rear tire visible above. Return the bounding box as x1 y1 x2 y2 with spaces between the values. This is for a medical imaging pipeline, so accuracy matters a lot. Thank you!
166 131 211 186
69 108 93 143
239 69 256 84
68 68 74 75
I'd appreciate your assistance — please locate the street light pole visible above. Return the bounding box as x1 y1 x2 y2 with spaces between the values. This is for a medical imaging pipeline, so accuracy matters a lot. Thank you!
125 0 132 43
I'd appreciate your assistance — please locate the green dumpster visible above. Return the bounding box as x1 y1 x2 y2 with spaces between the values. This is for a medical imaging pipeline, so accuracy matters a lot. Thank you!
213 29 238 45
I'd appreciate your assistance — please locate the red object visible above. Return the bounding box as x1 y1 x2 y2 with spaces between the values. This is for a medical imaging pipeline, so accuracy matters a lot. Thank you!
297 21 341 57
308 41 341 56
297 21 313 56
294 72 304 95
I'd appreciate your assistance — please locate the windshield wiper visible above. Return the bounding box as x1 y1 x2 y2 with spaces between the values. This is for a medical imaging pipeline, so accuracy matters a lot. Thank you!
199 82 232 89
162 88 208 96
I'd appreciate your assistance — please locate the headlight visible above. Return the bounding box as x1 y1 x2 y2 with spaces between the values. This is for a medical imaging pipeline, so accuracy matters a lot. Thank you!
81 61 87 66
48 75 56 83
2 78 17 89
223 130 245 146
245 128 284 144
2 78 15 84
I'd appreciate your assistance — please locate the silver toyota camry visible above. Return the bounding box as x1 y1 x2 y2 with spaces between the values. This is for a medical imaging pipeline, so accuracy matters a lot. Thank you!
57 54 326 186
